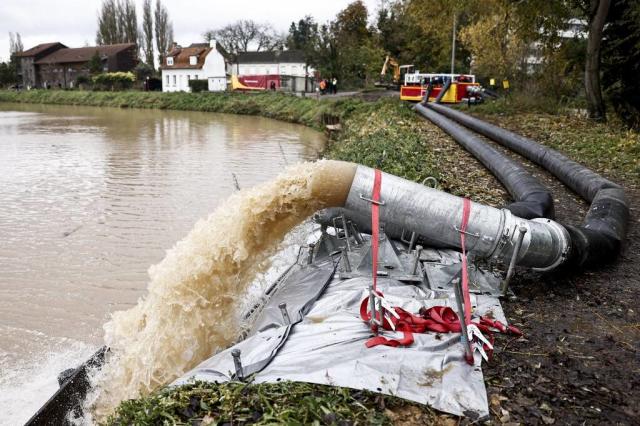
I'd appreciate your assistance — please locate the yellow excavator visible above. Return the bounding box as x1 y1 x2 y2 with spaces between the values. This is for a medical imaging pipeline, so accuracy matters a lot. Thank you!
376 55 414 90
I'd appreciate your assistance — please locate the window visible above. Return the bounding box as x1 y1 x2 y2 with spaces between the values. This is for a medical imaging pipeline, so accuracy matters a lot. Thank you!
280 65 287 75
189 56 197 66
173 75 176 86
167 57 174 66
166 75 169 85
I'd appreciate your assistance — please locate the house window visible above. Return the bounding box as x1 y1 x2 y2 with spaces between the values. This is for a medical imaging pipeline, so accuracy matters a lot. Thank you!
189 56 197 66
173 75 176 86
166 75 169 85
281 65 287 75
167 57 174 66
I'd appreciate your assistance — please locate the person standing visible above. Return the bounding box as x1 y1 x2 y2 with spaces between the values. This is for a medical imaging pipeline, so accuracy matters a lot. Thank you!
331 77 338 94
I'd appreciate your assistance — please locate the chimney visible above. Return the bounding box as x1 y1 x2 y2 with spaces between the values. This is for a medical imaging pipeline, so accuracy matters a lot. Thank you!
209 39 216 48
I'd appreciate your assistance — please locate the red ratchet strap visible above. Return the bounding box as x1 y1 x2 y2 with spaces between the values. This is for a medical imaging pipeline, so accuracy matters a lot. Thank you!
371 169 382 292
460 198 473 327
361 174 522 352
359 297 521 349
460 198 474 364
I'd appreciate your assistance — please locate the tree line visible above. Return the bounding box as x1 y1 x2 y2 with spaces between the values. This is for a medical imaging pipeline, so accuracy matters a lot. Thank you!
204 0 637 126
95 0 173 69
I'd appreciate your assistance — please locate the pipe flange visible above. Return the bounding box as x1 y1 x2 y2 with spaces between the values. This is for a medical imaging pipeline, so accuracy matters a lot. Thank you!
530 218 571 272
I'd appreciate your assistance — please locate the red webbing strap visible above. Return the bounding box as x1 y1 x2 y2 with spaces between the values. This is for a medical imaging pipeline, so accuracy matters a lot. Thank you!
371 169 382 291
359 296 523 349
460 198 472 326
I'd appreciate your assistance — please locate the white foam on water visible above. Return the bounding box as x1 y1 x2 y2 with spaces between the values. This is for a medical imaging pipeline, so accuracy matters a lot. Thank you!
0 340 97 426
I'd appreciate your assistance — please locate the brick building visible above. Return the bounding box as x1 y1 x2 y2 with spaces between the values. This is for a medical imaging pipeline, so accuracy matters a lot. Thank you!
16 43 138 89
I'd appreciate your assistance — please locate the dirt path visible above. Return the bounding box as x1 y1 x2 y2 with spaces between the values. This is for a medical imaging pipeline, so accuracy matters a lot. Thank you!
418 114 640 424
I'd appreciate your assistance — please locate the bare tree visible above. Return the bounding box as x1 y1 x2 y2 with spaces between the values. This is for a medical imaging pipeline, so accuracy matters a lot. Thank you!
584 0 611 121
141 0 154 67
204 20 283 56
118 0 138 43
154 0 173 66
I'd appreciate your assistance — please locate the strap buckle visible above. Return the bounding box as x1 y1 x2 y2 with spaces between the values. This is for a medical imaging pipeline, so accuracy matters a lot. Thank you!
359 194 385 205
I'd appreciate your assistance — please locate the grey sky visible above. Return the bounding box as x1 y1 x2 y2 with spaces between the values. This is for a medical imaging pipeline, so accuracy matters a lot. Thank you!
1 0 382 61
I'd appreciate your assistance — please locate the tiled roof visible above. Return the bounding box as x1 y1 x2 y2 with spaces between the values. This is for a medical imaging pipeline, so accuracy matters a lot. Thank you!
161 41 230 69
236 50 305 64
162 46 211 69
35 43 136 64
15 42 66 57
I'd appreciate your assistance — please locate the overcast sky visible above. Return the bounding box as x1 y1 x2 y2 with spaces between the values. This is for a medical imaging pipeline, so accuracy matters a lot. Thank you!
0 0 382 61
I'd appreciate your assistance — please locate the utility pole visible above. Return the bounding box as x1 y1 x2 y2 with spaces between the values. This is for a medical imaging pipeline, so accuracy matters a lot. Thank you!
451 13 457 75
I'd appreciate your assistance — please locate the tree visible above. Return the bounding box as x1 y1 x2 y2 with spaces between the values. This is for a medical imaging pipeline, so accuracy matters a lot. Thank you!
602 0 640 128
286 16 319 65
8 32 23 85
458 1 527 79
96 0 138 45
154 0 173 66
118 0 138 43
141 0 154 67
96 0 120 45
88 50 103 74
204 20 283 56
583 0 611 121
9 32 23 54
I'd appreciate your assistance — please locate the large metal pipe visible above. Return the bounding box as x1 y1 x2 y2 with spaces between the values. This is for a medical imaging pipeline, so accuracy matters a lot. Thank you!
316 162 570 271
422 104 630 267
415 103 555 219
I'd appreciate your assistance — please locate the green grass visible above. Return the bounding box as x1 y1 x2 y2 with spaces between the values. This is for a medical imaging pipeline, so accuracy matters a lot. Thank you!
467 108 640 183
104 380 437 425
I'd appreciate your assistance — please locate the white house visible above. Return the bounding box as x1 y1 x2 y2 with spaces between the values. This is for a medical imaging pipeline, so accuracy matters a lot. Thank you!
161 40 230 92
233 50 313 77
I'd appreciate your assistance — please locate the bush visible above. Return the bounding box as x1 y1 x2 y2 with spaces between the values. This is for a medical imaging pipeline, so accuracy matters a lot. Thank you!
75 75 91 89
188 79 208 93
134 63 154 82
92 72 136 91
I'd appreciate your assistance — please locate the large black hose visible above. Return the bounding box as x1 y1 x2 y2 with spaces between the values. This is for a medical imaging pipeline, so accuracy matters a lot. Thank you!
422 103 629 268
414 103 554 220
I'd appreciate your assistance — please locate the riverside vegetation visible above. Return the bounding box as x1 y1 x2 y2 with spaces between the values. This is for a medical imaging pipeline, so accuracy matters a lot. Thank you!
1 89 638 424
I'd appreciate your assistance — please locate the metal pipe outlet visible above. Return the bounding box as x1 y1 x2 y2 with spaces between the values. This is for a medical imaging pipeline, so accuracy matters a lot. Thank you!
319 164 570 271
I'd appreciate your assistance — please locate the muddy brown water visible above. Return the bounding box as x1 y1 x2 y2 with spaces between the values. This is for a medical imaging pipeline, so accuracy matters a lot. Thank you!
0 103 325 424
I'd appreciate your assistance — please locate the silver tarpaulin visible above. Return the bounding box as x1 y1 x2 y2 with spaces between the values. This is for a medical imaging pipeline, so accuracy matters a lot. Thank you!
174 231 509 419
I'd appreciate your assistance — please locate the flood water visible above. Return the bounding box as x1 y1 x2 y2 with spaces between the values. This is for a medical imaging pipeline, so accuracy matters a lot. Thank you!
0 103 325 423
